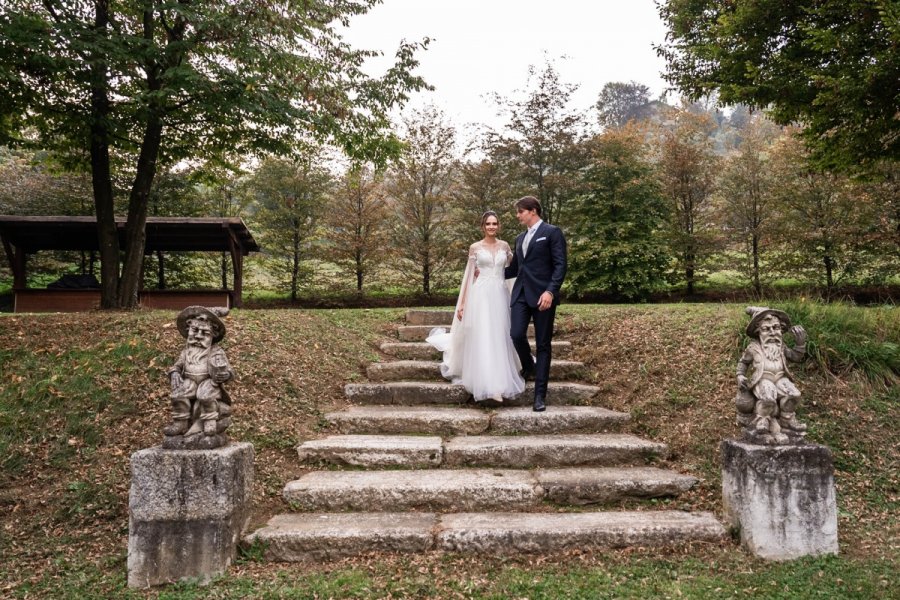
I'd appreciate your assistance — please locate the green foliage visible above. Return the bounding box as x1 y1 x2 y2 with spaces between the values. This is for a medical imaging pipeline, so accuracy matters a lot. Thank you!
775 301 900 384
655 109 721 295
388 105 463 295
247 153 332 301
0 0 428 307
489 60 590 226
596 81 653 129
768 133 882 293
569 127 669 300
657 0 900 170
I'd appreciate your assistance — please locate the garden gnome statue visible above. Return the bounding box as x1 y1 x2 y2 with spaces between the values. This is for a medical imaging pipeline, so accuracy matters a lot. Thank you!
163 306 235 449
736 306 808 445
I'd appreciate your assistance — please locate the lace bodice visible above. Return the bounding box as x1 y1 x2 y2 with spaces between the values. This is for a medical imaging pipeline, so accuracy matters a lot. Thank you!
469 240 512 280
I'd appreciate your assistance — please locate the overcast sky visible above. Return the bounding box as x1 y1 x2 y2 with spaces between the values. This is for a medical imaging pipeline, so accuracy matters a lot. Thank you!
341 0 672 134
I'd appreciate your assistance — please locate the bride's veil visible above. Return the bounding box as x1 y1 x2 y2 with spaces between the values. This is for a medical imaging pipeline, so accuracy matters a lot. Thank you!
426 253 476 381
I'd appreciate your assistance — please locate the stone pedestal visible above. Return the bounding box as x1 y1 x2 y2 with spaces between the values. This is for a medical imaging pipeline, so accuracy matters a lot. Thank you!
127 442 254 588
721 439 838 561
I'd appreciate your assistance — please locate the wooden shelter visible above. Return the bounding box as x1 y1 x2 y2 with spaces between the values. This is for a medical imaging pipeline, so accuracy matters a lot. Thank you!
0 216 259 312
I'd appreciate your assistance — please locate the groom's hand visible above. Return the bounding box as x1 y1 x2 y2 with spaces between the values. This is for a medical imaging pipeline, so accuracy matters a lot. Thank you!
537 291 553 311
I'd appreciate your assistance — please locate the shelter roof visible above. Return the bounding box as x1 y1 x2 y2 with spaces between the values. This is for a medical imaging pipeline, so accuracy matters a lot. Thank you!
0 215 259 254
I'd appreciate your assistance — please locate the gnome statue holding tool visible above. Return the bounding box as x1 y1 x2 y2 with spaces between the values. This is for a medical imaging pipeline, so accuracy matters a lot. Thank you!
736 306 808 445
163 306 235 449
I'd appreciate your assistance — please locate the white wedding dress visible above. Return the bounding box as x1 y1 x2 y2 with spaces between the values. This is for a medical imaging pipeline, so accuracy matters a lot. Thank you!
426 240 525 401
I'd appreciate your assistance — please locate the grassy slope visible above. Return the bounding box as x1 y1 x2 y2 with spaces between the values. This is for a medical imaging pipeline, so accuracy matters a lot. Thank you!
0 304 896 599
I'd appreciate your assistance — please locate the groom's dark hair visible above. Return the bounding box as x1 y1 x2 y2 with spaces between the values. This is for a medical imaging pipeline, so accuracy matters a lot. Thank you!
515 196 542 216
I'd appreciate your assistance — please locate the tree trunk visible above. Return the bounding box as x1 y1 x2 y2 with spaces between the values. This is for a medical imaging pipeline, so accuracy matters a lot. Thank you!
824 253 834 297
90 0 120 309
685 247 695 296
119 114 163 308
291 225 300 302
156 250 165 289
118 8 166 309
356 250 363 292
221 251 228 289
751 234 761 296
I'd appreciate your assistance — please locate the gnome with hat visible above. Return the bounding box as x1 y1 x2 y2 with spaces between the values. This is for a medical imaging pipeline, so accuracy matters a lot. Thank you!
736 306 808 444
163 306 235 446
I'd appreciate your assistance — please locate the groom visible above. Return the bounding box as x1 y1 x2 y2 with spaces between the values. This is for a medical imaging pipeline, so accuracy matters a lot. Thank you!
505 196 567 412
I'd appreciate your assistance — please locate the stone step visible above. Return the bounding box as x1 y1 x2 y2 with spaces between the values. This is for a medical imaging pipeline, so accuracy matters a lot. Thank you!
324 405 630 436
326 406 492 436
380 340 573 360
437 511 726 554
367 359 585 382
398 324 535 341
281 467 695 512
535 467 697 505
345 381 600 406
296 435 443 468
246 510 725 562
442 434 667 469
296 434 666 469
490 406 631 434
405 309 454 326
284 469 541 512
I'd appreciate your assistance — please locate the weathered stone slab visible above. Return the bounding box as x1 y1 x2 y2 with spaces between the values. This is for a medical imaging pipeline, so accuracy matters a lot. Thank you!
296 435 443 468
344 381 600 406
325 406 491 435
502 382 601 407
490 406 630 434
380 340 572 361
283 469 541 511
344 382 470 405
443 434 667 468
405 309 454 326
127 442 254 588
244 513 437 562
721 439 838 560
399 324 534 341
437 511 726 553
536 467 698 505
367 359 585 382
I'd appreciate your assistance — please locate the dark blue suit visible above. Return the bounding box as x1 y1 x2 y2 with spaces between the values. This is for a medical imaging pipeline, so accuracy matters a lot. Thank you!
504 221 567 399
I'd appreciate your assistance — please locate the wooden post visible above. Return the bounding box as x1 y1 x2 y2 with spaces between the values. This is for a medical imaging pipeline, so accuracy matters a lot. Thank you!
226 229 243 308
2 236 27 289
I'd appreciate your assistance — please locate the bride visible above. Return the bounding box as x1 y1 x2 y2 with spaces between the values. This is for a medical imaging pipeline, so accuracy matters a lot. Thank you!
426 211 525 402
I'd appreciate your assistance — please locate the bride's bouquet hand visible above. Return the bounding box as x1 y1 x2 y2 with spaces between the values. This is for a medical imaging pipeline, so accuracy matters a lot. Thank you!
457 306 464 321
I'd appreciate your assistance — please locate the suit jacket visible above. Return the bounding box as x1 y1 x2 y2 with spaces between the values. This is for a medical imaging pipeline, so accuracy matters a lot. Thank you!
505 221 567 307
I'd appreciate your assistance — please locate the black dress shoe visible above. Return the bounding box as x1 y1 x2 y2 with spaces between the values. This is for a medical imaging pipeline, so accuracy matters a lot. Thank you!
533 396 546 412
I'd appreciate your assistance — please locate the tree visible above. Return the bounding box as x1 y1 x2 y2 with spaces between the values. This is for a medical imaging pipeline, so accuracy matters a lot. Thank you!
596 81 653 130
569 126 669 300
657 0 900 170
324 165 391 293
715 117 781 295
0 1 427 308
491 61 589 226
656 108 720 295
769 132 878 295
248 154 332 302
388 106 461 295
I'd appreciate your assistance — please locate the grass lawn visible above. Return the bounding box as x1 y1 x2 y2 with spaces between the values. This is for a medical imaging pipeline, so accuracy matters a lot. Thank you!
0 303 896 599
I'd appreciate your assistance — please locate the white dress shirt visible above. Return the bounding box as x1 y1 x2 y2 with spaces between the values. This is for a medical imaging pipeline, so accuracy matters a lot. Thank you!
523 219 542 256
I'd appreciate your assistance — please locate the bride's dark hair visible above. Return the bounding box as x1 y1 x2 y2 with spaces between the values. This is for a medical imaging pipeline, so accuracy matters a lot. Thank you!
480 210 499 229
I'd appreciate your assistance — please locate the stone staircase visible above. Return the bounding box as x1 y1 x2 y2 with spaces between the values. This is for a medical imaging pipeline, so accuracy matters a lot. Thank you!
245 309 725 561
